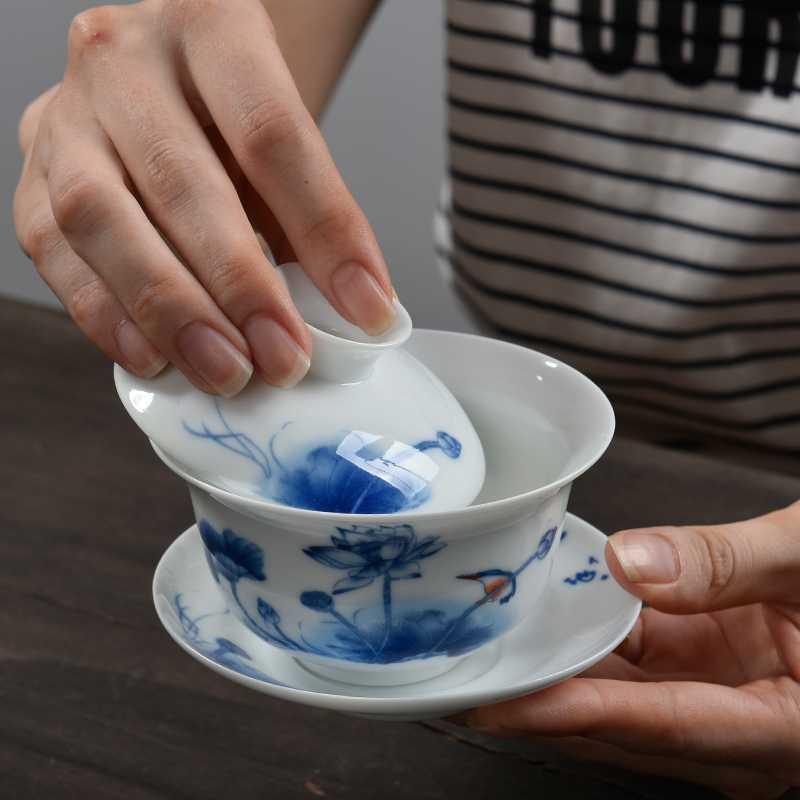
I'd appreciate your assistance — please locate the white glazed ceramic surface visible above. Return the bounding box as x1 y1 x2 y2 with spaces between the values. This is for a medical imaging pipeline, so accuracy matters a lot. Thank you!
184 477 568 685
146 329 615 686
154 515 640 721
115 263 485 515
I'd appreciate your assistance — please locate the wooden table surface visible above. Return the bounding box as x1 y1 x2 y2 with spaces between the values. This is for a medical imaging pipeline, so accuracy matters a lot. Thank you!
2 296 798 800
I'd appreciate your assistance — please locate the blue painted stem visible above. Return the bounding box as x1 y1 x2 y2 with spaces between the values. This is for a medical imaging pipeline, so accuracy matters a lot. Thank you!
231 582 300 651
434 528 558 653
512 529 558 578
414 439 439 452
175 594 199 638
349 474 378 513
184 401 272 480
323 455 344 505
431 592 495 653
212 401 269 477
268 430 286 472
272 621 303 649
379 574 393 653
512 551 542 578
328 609 379 658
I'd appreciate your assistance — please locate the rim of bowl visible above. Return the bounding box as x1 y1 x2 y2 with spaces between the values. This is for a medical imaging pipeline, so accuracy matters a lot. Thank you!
150 329 615 524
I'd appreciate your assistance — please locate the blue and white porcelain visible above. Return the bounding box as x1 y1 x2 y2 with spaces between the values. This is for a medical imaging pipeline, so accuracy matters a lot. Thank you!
143 329 615 686
153 515 640 721
115 263 485 514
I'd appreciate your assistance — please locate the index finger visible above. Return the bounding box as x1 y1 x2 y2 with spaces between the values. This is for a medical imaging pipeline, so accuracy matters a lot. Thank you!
464 678 798 771
173 1 396 335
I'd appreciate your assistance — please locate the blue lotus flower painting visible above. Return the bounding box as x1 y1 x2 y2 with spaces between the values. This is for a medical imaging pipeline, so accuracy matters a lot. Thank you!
304 524 445 595
196 520 560 665
184 401 463 513
197 522 308 653
302 524 449 657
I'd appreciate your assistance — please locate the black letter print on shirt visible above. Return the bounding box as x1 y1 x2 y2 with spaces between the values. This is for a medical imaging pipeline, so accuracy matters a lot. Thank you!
739 1 800 97
532 0 553 57
658 1 721 86
528 0 800 99
579 0 638 75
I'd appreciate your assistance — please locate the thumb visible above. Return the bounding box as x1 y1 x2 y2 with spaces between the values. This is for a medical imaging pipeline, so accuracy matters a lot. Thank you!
605 501 800 613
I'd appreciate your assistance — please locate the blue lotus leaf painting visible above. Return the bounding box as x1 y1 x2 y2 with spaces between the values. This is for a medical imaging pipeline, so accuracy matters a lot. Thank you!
198 519 266 583
183 401 464 513
196 520 559 664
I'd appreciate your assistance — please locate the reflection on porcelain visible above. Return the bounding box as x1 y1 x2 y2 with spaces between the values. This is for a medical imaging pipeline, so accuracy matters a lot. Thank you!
115 263 485 513
182 401 464 513
140 327 615 687
154 516 641 721
129 389 154 413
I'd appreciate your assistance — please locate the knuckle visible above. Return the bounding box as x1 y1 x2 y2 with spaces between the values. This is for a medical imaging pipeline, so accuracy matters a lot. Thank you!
141 138 197 214
163 0 271 36
163 0 228 31
68 6 122 56
175 0 225 15
303 206 362 248
205 253 256 306
656 685 691 757
698 528 738 598
50 173 108 236
238 99 305 160
130 275 178 325
69 277 108 334
21 216 62 263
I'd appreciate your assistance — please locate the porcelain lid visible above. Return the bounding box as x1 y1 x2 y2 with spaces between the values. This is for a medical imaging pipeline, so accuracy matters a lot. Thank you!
115 264 486 514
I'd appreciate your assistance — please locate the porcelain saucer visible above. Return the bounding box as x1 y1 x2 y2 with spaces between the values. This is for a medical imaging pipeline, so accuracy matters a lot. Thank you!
153 514 640 721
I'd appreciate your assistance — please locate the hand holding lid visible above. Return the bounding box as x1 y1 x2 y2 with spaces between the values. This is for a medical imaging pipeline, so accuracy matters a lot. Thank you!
115 263 485 513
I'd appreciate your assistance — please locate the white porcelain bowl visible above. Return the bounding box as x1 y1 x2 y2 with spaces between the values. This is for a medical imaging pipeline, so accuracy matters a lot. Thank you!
147 330 614 687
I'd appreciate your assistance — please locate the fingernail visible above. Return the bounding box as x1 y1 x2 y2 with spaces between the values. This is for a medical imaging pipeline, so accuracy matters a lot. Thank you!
243 314 310 389
176 322 253 397
115 319 167 378
331 262 395 336
609 532 681 584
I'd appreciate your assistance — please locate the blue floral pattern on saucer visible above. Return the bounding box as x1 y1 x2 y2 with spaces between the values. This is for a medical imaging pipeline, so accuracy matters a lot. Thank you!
564 554 610 585
173 594 279 683
184 401 463 514
197 520 558 664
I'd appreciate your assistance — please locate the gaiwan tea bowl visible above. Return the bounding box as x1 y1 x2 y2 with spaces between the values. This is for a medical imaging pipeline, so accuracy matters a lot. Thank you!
148 331 614 687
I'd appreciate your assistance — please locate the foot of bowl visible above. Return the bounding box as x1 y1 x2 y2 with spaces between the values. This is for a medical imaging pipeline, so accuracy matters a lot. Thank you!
294 653 466 687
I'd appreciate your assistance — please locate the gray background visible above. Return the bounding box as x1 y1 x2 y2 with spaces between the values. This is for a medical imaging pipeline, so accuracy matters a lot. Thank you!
0 0 473 332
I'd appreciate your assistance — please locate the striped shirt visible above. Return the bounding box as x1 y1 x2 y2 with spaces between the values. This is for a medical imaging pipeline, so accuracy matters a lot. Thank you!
436 0 800 452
